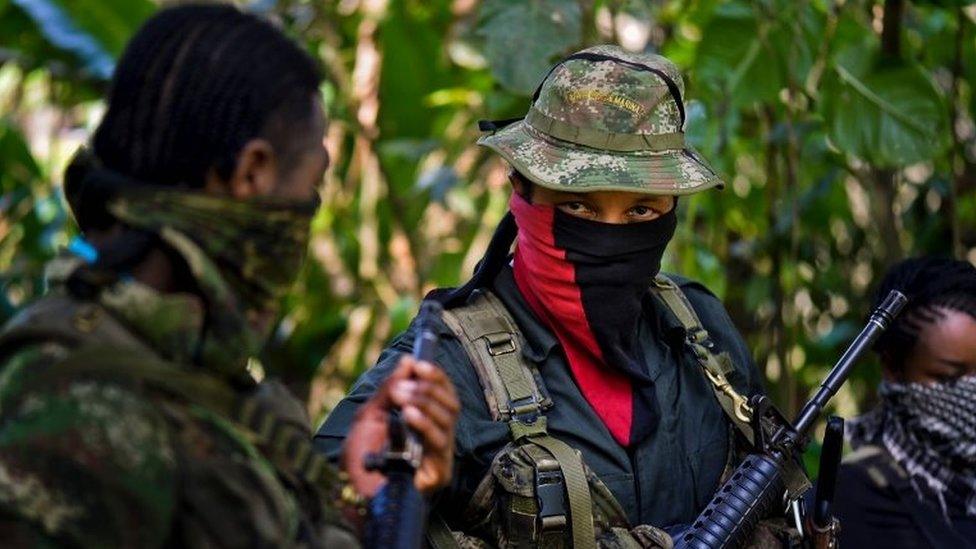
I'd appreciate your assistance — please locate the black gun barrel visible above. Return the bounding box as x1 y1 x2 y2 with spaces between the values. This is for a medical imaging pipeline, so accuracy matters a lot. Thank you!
674 290 907 549
793 290 906 436
413 301 442 362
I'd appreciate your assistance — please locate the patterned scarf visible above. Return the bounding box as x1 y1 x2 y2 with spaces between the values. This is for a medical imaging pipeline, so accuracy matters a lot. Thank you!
848 375 976 519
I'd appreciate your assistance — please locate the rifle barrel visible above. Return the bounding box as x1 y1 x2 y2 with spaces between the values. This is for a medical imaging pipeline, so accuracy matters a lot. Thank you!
792 290 906 437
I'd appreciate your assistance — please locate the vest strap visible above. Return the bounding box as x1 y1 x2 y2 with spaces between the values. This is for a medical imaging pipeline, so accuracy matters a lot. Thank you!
440 290 551 422
650 274 756 444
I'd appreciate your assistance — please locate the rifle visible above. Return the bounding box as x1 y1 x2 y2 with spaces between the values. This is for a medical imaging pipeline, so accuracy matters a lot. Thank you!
675 290 908 549
364 301 443 549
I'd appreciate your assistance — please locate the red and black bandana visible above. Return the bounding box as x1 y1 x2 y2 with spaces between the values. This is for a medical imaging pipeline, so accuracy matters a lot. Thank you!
509 192 677 447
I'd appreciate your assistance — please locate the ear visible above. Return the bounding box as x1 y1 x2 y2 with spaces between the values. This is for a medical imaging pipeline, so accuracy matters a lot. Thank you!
210 139 278 199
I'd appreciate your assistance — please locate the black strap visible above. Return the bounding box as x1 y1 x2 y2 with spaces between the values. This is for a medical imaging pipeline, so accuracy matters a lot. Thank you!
478 118 524 132
438 212 517 308
530 52 685 127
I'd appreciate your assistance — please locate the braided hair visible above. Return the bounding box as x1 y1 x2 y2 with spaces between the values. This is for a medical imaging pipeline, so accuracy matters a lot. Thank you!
873 256 976 370
85 3 321 229
64 4 322 296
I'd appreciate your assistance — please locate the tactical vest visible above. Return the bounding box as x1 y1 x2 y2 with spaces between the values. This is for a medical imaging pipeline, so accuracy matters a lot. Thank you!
427 275 759 549
0 293 354 543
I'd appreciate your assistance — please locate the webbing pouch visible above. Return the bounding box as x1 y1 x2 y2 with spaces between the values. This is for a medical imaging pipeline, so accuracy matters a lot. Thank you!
441 289 659 548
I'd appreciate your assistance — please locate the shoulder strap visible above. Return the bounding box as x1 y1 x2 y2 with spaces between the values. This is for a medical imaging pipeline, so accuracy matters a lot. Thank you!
649 275 755 444
650 275 813 499
440 289 552 423
440 289 597 549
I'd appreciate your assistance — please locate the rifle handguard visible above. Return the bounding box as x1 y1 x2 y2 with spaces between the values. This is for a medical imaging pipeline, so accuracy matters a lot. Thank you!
364 469 426 549
675 454 785 549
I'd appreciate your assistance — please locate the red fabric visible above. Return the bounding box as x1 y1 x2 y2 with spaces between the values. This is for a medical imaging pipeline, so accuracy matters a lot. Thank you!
510 194 634 446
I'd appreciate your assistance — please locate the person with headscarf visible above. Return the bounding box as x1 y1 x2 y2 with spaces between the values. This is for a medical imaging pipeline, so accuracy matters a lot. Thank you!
834 256 976 548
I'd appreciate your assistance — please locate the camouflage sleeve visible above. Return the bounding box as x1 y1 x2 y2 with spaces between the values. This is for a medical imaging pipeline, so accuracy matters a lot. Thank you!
0 344 327 548
0 344 179 548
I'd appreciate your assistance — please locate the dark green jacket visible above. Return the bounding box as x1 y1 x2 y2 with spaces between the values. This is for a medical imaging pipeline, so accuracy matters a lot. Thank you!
315 266 763 528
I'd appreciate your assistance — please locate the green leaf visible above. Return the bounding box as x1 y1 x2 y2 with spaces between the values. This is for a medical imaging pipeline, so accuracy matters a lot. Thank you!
693 7 784 107
11 0 154 79
820 61 949 167
476 0 581 95
912 0 976 6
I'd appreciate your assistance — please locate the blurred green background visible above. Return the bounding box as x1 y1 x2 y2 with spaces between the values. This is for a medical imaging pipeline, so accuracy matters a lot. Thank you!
2 0 975 448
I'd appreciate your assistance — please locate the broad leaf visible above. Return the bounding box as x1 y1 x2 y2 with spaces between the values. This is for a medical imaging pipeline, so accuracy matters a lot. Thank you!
11 0 154 79
820 61 949 167
694 7 785 107
477 0 581 96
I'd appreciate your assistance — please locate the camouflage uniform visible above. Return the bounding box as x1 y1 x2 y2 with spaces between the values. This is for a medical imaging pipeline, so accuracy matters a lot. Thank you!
0 157 359 547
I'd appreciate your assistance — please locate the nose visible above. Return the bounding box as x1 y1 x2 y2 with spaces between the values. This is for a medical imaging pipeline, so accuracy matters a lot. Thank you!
595 212 631 224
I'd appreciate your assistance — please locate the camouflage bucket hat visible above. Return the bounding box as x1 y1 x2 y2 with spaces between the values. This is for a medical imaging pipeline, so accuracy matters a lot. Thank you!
478 45 724 195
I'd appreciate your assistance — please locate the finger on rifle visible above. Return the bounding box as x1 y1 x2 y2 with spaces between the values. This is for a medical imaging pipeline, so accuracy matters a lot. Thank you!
411 360 460 414
403 405 451 452
390 378 458 429
364 355 417 411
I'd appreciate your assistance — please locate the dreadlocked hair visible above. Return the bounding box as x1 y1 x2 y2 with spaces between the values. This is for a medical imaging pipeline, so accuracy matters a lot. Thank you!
65 4 321 298
89 3 321 226
873 256 976 370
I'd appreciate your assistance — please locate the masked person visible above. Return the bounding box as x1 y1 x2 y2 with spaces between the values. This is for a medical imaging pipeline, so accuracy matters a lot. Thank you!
315 46 770 547
0 5 459 547
834 257 976 548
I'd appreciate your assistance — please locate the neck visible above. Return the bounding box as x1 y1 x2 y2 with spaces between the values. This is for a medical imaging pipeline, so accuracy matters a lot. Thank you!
86 226 181 294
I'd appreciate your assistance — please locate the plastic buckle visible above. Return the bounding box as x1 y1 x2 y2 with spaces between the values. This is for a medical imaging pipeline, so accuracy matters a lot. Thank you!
485 333 517 356
536 468 567 530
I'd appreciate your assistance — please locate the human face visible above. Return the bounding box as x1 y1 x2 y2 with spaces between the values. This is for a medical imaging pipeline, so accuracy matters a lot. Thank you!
511 173 675 224
892 308 976 384
273 96 330 201
209 95 329 201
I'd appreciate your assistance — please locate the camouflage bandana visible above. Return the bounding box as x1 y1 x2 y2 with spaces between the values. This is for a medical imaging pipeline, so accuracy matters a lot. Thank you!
478 45 723 195
107 188 319 377
848 375 976 519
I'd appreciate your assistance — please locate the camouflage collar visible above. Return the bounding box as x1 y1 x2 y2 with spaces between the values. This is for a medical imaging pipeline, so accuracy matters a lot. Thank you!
46 254 206 366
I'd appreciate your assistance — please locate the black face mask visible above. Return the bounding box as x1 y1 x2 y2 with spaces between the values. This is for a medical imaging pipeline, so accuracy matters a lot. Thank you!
511 192 677 446
552 206 678 375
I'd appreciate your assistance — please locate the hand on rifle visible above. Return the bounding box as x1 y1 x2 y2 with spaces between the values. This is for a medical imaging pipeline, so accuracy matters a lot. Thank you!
341 356 460 499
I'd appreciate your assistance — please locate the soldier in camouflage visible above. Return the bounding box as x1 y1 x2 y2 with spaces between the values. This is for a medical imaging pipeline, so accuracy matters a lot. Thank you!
0 5 459 547
317 46 770 547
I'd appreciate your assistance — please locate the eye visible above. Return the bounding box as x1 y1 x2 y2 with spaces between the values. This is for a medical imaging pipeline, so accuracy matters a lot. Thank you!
628 204 660 221
558 201 596 218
